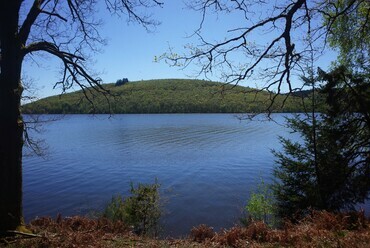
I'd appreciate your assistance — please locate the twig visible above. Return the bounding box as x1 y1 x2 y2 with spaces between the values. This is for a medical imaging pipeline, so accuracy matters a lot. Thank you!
6 230 42 238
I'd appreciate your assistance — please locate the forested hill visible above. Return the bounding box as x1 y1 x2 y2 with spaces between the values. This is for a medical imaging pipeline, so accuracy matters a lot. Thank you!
22 79 305 114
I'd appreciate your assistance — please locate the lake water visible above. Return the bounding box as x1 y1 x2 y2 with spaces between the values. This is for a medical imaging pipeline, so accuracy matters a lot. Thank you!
22 114 369 237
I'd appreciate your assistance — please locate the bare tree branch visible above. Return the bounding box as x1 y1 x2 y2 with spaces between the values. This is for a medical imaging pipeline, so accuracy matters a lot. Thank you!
105 0 163 29
17 0 162 114
163 0 369 112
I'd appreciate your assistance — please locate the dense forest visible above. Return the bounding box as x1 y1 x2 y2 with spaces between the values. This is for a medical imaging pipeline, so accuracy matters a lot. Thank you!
22 79 307 114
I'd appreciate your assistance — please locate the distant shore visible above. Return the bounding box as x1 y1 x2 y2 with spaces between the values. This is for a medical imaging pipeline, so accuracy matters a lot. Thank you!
22 79 313 114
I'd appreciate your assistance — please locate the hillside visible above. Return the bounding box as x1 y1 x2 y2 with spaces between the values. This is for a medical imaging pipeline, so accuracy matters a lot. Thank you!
22 79 305 114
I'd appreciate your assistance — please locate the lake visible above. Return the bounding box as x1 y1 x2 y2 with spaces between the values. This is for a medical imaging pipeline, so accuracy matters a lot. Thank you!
22 114 369 237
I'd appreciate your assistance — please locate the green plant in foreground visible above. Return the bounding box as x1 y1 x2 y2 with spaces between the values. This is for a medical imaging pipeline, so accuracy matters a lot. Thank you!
243 179 275 226
103 195 125 222
103 180 161 237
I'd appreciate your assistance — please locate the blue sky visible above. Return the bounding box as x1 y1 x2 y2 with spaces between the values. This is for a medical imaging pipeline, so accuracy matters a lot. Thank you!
23 1 205 99
22 1 336 99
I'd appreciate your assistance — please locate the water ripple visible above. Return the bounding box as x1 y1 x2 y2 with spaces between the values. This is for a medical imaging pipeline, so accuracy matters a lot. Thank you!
22 114 370 237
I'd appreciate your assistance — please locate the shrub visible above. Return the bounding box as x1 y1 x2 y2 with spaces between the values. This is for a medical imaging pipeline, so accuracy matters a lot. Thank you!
103 195 125 222
305 210 368 231
245 221 269 242
243 179 275 226
190 224 215 242
215 227 246 247
103 180 161 237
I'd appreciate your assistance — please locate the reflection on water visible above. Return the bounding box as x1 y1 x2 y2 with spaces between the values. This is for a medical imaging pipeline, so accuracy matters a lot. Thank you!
23 114 368 237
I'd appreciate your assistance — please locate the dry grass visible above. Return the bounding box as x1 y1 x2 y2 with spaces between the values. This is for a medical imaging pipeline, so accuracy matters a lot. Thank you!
1 211 369 247
190 224 215 243
1 215 132 248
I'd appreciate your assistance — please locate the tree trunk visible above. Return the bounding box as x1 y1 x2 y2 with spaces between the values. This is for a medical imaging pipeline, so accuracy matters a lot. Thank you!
0 1 25 233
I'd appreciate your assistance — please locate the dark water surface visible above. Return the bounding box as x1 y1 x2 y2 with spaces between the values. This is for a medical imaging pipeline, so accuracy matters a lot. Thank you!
22 114 369 237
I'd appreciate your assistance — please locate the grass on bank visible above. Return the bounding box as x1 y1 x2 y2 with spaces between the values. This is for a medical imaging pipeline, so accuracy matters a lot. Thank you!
1 210 369 247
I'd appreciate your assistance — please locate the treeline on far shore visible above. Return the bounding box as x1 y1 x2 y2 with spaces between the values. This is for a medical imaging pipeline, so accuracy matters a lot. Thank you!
22 79 313 114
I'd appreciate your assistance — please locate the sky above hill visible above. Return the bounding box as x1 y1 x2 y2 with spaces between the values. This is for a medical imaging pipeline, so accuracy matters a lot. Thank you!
22 1 337 100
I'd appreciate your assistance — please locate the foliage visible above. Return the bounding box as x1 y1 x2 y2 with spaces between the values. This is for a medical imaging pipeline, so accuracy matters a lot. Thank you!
326 0 370 72
243 179 275 226
272 115 324 218
272 67 370 219
115 78 129 86
102 195 126 223
103 180 161 237
319 66 370 130
22 79 308 114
